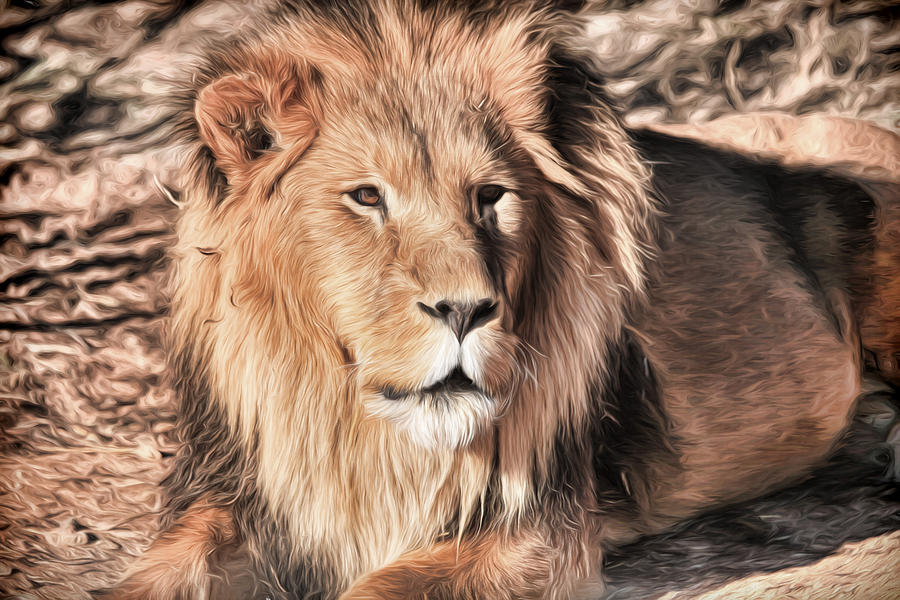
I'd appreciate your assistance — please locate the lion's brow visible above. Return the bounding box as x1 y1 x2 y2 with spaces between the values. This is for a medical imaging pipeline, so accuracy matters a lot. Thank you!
397 104 433 177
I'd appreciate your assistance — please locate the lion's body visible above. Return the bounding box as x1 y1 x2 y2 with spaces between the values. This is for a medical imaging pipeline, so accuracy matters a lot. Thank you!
107 2 899 599
625 132 871 529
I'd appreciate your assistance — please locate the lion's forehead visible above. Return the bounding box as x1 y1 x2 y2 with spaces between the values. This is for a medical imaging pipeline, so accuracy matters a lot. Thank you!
276 7 546 190
315 78 508 196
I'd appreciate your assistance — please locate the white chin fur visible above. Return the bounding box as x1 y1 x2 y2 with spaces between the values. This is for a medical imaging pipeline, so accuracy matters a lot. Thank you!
368 390 496 450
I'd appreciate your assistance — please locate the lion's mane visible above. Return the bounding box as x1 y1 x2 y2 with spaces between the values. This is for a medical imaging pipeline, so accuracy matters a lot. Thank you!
162 1 660 595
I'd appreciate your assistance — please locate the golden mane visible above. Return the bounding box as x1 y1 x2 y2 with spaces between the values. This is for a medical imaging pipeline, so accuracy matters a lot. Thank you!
161 2 654 594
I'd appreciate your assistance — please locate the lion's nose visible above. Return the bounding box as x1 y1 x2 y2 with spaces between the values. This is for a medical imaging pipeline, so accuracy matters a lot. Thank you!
418 298 497 342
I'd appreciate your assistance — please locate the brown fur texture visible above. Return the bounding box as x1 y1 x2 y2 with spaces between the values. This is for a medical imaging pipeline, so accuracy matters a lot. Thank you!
645 117 900 384
104 501 243 600
93 1 898 598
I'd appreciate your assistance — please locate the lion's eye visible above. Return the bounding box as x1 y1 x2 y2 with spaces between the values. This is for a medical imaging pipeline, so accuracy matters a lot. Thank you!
476 185 505 206
349 187 382 207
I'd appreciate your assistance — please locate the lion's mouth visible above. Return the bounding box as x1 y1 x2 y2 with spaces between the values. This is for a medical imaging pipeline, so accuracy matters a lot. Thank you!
372 366 496 448
381 367 481 402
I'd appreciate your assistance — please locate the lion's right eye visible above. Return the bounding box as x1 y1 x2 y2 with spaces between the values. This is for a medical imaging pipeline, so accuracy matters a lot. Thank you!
349 187 382 207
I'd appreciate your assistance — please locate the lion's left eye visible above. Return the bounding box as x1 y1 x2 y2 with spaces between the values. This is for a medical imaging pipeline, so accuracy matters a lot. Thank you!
476 185 505 207
349 187 382 207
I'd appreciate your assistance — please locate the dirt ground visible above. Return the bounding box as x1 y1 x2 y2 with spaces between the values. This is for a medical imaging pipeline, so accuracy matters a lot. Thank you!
1 1 898 599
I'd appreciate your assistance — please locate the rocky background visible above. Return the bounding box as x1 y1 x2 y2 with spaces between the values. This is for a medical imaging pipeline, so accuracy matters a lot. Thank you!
1 1 898 598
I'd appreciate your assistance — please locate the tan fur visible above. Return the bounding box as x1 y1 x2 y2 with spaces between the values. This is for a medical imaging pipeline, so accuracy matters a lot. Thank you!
341 530 603 600
860 182 900 382
111 2 896 598
107 503 237 600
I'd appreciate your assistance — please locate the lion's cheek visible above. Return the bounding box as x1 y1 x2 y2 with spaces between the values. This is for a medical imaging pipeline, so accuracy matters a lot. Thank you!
461 329 506 388
462 328 522 402
354 323 459 389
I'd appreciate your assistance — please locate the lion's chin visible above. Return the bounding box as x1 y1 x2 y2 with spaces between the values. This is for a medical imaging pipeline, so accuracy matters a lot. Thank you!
367 384 497 450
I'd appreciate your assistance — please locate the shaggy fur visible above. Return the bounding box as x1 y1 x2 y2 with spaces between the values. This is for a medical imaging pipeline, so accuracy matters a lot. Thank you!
104 1 898 599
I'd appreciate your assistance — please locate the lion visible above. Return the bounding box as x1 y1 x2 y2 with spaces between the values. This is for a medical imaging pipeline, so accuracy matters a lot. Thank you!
106 1 900 598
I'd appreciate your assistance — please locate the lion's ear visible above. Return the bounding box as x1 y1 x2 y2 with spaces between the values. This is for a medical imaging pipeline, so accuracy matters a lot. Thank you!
195 66 318 183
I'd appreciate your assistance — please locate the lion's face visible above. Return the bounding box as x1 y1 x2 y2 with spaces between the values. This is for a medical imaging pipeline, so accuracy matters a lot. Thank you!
274 79 537 448
182 6 652 455
188 32 562 448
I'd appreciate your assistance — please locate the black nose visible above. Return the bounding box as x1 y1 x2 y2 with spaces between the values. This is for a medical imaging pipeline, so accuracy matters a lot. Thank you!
418 298 497 342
